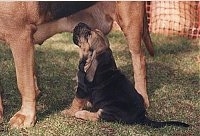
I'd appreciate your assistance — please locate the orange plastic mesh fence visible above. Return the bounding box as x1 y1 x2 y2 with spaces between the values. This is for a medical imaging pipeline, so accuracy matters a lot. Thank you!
146 1 199 39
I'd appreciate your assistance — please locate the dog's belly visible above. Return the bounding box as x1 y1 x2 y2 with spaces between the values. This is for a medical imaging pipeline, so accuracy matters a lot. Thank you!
90 73 146 123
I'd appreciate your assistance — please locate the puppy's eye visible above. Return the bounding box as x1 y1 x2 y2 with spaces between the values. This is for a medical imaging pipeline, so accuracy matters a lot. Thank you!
85 31 91 38
89 48 93 52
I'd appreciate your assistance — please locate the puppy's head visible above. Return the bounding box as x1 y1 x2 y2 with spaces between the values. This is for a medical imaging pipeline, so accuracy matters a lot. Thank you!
73 22 110 81
73 22 109 58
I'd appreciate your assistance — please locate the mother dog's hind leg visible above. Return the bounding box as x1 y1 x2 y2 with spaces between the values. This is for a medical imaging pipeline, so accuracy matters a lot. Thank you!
8 24 37 128
116 2 149 107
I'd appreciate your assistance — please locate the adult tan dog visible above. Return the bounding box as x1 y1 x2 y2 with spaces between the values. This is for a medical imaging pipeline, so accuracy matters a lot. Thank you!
0 2 153 128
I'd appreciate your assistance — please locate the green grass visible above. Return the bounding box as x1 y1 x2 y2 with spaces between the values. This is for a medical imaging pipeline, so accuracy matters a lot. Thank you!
0 31 199 135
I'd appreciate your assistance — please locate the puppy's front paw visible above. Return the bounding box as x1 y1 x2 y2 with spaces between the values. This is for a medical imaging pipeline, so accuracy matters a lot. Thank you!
61 109 77 117
75 110 88 119
75 110 100 121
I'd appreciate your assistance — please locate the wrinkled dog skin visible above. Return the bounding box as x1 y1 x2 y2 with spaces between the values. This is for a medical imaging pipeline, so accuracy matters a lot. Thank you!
0 2 152 128
66 23 189 128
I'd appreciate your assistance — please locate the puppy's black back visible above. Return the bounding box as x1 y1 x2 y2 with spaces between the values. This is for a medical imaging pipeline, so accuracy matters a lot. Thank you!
98 73 147 124
74 23 189 128
77 49 146 123
78 49 189 128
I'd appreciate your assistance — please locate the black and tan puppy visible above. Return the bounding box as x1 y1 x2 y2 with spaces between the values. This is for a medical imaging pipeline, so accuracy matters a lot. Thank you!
65 22 189 128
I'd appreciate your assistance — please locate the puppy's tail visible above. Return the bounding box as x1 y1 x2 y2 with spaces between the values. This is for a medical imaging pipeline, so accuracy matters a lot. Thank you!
139 117 189 128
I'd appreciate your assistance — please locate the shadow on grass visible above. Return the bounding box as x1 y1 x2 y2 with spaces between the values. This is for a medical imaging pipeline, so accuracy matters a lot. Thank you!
0 33 199 132
146 62 199 97
0 45 80 122
32 35 200 122
118 59 199 103
150 34 198 56
35 49 79 121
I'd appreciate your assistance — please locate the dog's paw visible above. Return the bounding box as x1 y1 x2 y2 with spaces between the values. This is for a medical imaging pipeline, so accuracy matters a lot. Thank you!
75 110 89 120
143 95 149 108
0 111 3 123
9 110 36 129
75 110 102 121
61 109 77 117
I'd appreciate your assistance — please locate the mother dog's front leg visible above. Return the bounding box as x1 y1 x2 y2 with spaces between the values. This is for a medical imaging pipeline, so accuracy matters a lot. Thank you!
8 25 37 128
116 2 149 107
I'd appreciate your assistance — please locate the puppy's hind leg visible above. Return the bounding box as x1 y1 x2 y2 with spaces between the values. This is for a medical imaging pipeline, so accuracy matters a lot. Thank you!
61 97 87 117
75 109 103 121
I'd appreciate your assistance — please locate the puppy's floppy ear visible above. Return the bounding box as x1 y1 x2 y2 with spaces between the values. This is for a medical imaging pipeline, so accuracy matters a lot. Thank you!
94 29 110 48
85 50 98 82
85 29 109 82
